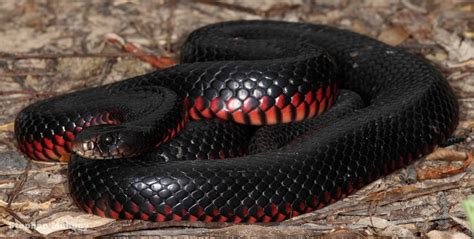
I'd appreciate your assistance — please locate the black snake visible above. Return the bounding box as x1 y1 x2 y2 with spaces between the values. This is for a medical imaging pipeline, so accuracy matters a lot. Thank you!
14 20 459 222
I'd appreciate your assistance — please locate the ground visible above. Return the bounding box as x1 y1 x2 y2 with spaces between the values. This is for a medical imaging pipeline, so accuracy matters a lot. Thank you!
0 0 473 237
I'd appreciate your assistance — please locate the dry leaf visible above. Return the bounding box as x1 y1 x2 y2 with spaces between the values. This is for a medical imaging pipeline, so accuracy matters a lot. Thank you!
417 151 472 180
357 217 393 229
366 185 418 201
0 199 54 212
378 26 410 46
426 230 470 239
391 9 432 44
34 214 114 235
425 149 467 162
357 217 413 237
434 28 474 63
0 122 14 132
324 228 366 239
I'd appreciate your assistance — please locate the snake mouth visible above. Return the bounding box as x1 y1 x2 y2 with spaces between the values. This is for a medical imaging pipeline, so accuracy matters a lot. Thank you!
71 126 148 160
72 136 116 159
72 136 133 159
73 140 97 158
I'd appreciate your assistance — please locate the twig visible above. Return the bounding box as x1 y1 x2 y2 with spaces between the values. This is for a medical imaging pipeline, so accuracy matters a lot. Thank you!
259 2 301 17
0 90 58 97
166 0 177 52
447 59 474 68
0 164 64 176
0 51 164 60
1 201 42 235
450 215 472 232
0 72 58 77
2 160 45 235
0 215 33 234
193 0 259 15
192 0 300 17
7 160 32 207
87 220 230 237
0 179 17 185
3 207 29 227
96 59 116 85
447 72 472 81
105 34 176 69
401 0 427 13
366 178 474 207
389 213 466 225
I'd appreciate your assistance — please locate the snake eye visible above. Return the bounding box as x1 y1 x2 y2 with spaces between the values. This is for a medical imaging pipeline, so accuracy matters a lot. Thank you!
100 134 116 147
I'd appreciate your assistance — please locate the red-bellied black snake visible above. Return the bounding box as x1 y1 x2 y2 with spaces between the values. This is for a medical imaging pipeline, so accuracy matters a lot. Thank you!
15 21 459 223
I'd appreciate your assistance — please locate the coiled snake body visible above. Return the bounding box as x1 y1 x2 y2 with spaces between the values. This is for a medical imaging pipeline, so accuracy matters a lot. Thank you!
15 21 459 223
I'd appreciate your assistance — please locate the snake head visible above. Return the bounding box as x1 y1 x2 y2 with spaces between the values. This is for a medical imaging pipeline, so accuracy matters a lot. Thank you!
72 125 146 159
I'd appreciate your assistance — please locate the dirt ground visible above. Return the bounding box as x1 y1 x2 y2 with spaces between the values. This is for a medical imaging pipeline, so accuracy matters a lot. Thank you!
0 0 473 237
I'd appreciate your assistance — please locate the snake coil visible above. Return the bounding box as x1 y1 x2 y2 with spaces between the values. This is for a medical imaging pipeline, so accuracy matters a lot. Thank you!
15 21 458 223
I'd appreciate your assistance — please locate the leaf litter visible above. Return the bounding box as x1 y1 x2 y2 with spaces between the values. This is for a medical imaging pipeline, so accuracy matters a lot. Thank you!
0 0 473 237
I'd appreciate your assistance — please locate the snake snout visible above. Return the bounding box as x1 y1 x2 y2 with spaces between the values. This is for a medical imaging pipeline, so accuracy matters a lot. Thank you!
72 125 145 160
71 132 105 159
77 141 96 155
